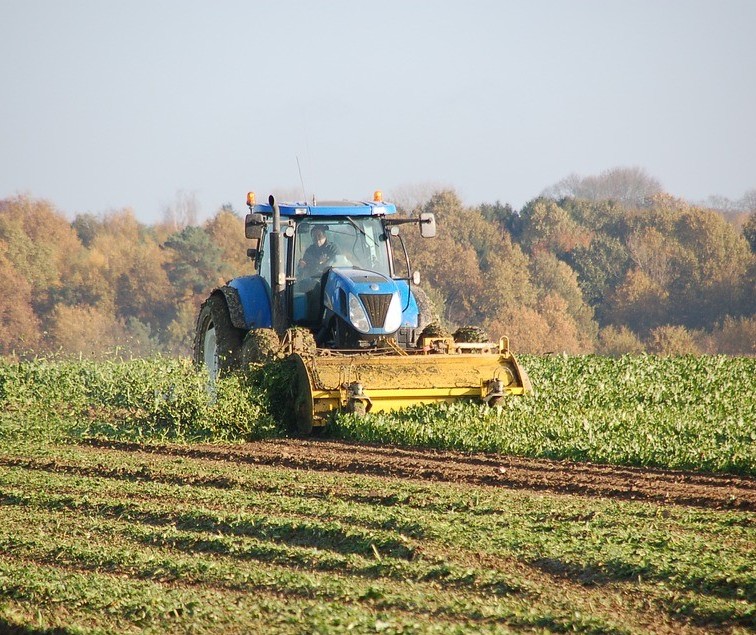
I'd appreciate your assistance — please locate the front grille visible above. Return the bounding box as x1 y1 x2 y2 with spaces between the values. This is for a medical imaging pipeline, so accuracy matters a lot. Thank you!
359 293 392 329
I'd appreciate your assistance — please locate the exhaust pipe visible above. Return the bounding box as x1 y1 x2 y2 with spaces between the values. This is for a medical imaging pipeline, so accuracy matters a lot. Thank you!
269 195 287 336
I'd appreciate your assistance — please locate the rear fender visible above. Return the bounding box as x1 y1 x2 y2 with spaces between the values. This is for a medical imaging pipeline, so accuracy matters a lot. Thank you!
225 275 272 329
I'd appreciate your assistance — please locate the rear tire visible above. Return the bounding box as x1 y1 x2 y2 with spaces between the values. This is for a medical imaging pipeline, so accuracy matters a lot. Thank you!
412 286 436 335
193 294 245 383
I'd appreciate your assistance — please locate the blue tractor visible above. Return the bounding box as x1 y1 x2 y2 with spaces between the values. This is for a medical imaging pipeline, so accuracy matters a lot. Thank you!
194 191 531 433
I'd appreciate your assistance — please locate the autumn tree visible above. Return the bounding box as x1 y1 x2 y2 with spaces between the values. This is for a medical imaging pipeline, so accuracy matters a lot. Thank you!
529 252 597 350
605 269 669 335
647 325 701 356
669 206 752 328
709 316 756 355
82 210 174 335
0 195 84 315
518 198 591 256
45 304 127 359
0 251 40 355
204 205 251 272
596 325 644 356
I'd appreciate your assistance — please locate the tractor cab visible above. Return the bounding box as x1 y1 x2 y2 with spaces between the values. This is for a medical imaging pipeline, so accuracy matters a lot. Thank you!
245 193 433 348
291 216 392 325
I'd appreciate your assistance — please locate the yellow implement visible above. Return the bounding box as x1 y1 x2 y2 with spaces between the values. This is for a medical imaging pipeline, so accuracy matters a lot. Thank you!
291 338 532 433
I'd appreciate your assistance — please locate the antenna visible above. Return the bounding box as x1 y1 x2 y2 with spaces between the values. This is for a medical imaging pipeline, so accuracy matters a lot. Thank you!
296 156 308 204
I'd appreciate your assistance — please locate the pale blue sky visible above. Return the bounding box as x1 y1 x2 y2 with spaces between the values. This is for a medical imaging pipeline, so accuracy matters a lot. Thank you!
1 1 754 222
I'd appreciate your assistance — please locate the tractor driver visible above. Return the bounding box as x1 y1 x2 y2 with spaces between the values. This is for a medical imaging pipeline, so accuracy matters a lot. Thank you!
298 226 339 277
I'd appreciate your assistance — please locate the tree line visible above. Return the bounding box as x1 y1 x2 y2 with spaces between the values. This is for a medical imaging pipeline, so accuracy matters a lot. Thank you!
1 181 754 359
403 189 755 355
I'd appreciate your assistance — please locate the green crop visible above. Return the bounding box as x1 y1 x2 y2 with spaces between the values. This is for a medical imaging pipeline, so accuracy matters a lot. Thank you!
0 356 277 443
1 353 754 633
1 354 753 474
331 354 756 475
0 441 753 633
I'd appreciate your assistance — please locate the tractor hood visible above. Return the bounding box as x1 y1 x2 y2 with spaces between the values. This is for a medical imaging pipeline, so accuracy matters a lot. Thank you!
322 268 404 336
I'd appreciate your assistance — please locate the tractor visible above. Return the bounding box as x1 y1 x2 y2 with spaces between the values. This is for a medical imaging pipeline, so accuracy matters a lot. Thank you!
194 191 531 433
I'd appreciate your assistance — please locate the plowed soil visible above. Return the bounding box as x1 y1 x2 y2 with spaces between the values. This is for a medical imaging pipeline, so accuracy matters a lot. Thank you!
83 437 756 512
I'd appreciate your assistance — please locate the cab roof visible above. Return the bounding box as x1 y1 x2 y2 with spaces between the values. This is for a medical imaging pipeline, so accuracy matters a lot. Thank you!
251 199 397 217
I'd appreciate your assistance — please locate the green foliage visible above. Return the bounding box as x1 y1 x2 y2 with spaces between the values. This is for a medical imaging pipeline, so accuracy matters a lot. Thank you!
744 211 756 252
564 234 630 312
331 355 756 476
3 354 753 476
0 432 752 633
0 357 276 443
163 225 228 295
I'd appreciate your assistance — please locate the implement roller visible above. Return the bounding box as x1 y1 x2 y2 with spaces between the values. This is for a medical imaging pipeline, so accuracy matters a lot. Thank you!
194 190 532 434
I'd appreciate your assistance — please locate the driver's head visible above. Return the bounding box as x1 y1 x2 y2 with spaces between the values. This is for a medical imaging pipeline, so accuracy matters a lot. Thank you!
311 226 326 246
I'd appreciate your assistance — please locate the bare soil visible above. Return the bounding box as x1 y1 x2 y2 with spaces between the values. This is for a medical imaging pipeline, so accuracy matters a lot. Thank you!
82 437 756 512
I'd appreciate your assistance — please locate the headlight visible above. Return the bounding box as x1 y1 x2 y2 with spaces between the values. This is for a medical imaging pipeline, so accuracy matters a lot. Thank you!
348 293 371 333
383 292 402 333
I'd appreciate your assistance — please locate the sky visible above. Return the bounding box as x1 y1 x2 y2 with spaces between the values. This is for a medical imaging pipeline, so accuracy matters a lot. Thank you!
1 1 755 223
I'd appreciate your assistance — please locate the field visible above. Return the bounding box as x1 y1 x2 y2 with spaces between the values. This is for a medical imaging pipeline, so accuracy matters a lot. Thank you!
0 354 754 633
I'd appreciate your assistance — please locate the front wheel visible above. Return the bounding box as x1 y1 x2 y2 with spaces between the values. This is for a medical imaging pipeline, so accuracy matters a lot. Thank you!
193 294 245 384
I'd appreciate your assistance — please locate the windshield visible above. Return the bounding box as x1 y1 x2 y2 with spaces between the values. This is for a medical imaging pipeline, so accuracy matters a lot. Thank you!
295 216 390 278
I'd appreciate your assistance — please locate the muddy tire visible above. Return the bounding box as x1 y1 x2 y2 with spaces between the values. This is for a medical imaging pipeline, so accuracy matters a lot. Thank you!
241 328 281 364
412 286 436 336
453 326 489 343
418 321 451 341
283 327 318 356
194 294 245 383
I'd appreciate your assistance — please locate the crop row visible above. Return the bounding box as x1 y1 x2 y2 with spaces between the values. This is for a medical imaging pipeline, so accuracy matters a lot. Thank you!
0 441 753 633
1 354 754 475
334 354 756 475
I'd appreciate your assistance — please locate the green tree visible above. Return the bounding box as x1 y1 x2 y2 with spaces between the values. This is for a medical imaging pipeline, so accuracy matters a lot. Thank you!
742 211 756 253
564 235 630 318
163 226 228 296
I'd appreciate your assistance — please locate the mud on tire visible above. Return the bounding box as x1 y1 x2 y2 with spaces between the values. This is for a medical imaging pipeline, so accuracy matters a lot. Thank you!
453 326 490 343
193 294 245 380
241 328 281 364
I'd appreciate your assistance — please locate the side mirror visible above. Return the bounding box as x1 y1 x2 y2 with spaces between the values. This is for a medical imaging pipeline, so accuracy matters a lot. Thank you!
246 247 259 261
412 271 421 285
245 213 266 240
419 212 436 238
